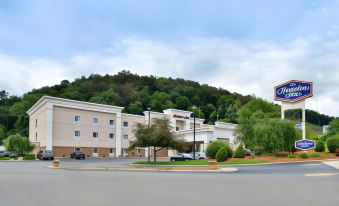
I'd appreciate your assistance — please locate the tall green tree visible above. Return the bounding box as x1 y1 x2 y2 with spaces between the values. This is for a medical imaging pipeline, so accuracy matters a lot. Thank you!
129 118 185 162
3 133 35 154
0 124 6 145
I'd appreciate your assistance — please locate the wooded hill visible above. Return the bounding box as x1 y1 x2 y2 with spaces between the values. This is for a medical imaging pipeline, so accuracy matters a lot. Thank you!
0 70 334 141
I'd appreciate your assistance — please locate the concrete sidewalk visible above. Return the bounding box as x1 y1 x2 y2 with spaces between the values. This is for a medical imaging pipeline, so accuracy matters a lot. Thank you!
323 160 339 170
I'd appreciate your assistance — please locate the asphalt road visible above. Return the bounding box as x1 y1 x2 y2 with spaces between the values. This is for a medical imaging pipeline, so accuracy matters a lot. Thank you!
1 159 338 206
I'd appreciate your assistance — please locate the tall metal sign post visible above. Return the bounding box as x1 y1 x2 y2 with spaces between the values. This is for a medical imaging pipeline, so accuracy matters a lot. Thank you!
274 80 313 142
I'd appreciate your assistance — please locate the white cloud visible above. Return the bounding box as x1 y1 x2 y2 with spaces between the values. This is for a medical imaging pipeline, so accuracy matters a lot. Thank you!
0 37 338 116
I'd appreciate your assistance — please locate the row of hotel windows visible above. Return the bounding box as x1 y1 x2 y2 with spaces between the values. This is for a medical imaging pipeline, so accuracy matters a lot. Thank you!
74 116 129 127
35 117 129 128
74 147 128 155
74 131 128 141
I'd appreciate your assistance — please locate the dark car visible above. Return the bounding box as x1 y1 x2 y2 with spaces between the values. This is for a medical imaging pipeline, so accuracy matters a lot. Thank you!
70 151 86 160
170 153 193 161
0 151 19 158
37 150 54 160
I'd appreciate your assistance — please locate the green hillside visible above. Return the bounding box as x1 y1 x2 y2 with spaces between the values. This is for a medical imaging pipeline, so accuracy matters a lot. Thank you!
0 70 334 142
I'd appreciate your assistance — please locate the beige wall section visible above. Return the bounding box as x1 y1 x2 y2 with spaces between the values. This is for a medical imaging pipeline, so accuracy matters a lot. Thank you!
121 114 145 149
52 106 117 148
29 103 47 149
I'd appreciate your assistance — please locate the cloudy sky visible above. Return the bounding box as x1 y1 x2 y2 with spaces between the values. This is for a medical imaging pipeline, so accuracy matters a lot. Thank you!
1 0 339 116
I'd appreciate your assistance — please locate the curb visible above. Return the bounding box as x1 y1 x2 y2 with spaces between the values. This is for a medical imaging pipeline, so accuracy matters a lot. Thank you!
48 166 238 173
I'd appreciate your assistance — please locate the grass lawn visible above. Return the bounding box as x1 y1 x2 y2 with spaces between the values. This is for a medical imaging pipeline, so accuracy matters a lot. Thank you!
132 159 270 165
132 160 208 165
218 159 269 165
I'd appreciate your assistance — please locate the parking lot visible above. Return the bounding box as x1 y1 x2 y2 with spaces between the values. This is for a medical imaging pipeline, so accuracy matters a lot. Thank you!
1 159 339 206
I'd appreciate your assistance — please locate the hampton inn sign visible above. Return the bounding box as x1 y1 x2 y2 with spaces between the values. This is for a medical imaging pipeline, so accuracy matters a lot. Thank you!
274 80 315 150
274 80 313 103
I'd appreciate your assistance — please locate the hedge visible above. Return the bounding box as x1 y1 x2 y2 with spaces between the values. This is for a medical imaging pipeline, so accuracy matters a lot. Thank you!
23 154 36 160
215 147 228 162
234 146 245 158
314 140 325 152
327 135 339 153
206 141 233 159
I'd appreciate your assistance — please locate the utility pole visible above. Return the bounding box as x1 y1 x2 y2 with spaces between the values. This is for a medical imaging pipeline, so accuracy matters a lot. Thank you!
147 107 151 162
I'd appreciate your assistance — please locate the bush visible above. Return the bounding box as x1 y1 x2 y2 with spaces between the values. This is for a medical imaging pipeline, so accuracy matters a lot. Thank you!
314 140 325 152
288 154 297 158
0 156 11 160
274 153 288 157
224 144 233 158
250 154 256 159
206 140 232 159
215 147 228 162
310 153 322 158
299 153 309 159
234 146 245 158
23 154 36 160
327 135 339 153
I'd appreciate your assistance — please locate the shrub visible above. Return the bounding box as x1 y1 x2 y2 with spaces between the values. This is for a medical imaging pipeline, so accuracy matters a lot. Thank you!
23 154 36 160
206 141 227 158
234 146 245 158
0 156 11 160
299 153 309 159
274 153 288 157
288 154 297 158
314 140 325 152
215 147 228 162
327 135 339 153
223 144 233 158
250 154 256 159
310 153 322 158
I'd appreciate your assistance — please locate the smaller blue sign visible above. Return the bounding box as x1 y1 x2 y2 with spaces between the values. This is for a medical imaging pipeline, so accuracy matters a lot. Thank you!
295 123 302 130
295 139 316 150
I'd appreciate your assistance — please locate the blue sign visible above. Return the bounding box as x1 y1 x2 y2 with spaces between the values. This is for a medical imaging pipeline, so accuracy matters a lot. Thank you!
274 80 313 102
295 139 316 150
295 123 302 130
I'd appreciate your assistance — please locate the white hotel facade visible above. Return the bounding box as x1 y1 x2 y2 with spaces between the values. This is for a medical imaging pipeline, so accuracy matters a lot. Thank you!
27 96 237 158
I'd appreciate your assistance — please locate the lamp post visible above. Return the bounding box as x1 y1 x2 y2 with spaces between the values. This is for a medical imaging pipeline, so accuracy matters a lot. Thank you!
192 106 196 159
147 107 151 162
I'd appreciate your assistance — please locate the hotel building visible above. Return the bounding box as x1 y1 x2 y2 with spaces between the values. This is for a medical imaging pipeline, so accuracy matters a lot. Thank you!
27 96 237 157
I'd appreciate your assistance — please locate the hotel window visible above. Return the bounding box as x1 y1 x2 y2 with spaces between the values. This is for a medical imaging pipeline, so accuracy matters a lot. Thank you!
92 117 99 125
35 119 38 127
93 132 99 139
109 120 115 126
122 148 128 155
176 127 179 131
92 148 98 154
74 131 81 140
123 135 128 141
74 116 80 124
109 133 114 139
123 121 128 127
74 147 81 152
35 133 37 141
109 148 115 154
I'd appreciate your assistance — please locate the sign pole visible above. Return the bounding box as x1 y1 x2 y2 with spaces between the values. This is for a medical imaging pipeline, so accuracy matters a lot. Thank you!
302 108 306 140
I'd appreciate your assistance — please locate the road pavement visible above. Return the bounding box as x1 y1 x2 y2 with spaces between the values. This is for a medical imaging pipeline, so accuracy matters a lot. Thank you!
0 159 338 206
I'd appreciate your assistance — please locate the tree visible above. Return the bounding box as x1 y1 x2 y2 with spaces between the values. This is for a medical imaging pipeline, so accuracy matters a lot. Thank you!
0 124 6 145
328 118 339 135
129 118 185 162
176 96 191 110
126 101 143 115
3 133 35 155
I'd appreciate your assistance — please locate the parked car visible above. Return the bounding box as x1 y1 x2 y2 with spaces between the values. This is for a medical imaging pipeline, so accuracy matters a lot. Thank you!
0 151 19 158
170 153 193 161
244 149 255 156
70 151 86 160
37 150 54 160
190 152 207 159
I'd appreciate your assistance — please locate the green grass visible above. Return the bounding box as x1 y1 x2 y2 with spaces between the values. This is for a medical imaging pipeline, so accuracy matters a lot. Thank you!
132 159 270 165
0 157 11 160
132 160 209 165
218 159 269 165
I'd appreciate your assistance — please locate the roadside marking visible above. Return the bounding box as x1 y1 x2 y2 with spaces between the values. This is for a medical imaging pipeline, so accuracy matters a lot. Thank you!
305 173 339 177
322 161 339 170
301 163 323 167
